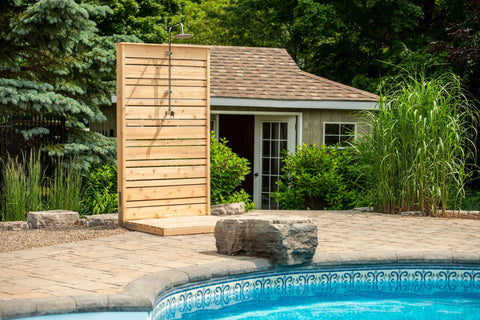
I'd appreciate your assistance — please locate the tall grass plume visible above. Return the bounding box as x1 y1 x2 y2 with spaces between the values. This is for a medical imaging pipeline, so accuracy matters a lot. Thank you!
355 72 476 216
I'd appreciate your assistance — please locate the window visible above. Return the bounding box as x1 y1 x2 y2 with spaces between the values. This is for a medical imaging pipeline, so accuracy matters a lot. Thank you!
323 122 356 147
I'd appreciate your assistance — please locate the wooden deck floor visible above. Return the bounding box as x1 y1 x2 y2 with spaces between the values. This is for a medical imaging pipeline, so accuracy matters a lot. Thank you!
122 215 222 236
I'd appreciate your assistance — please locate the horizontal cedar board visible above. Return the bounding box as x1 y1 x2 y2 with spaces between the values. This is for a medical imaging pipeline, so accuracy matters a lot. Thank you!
124 203 208 220
125 126 205 139
125 139 206 147
125 100 206 107
125 145 206 160
125 159 206 167
125 166 206 180
125 65 206 80
126 58 206 67
124 44 208 60
126 196 206 208
124 79 206 87
126 185 207 201
125 119 205 127
125 86 206 99
126 177 206 188
125 106 206 119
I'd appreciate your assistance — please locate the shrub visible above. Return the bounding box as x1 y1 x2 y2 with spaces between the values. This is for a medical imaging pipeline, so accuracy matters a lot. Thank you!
271 144 364 210
80 164 118 215
210 133 255 210
354 72 475 215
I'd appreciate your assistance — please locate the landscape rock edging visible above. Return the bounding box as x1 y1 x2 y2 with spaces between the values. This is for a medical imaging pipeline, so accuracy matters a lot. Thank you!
27 210 79 229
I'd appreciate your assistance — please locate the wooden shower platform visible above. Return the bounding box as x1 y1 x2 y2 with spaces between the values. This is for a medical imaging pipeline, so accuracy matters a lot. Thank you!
122 216 221 236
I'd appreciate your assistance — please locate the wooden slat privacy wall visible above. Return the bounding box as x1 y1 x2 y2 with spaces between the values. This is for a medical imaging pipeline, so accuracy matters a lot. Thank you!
116 43 210 224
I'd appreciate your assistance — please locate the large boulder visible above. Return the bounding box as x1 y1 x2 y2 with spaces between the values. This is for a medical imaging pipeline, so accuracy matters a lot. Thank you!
214 216 318 266
27 210 79 229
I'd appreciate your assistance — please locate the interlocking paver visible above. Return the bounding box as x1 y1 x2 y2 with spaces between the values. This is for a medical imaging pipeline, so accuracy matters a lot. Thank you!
1 210 480 303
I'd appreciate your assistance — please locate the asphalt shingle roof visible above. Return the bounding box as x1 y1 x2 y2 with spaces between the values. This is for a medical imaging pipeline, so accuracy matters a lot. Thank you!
210 46 379 102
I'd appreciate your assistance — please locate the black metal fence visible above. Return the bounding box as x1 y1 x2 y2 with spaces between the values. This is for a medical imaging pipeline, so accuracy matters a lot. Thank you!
0 113 67 172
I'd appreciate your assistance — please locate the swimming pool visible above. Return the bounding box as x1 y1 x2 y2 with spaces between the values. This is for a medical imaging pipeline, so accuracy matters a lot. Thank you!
152 264 480 320
14 264 480 320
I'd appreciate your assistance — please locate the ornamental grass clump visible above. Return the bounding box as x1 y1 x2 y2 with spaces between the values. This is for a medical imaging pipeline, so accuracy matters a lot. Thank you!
355 72 476 216
1 152 44 221
47 159 83 213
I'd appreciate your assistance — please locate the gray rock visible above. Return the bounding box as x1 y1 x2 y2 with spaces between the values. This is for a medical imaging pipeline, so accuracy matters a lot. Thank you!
353 207 373 212
399 211 425 216
214 216 318 266
27 210 79 229
0 221 28 231
211 202 245 215
79 214 119 227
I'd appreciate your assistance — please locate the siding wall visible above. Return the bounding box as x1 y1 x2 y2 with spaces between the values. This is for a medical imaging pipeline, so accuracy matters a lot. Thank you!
211 106 368 146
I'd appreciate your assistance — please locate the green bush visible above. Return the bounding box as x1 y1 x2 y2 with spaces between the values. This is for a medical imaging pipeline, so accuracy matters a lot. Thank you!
271 144 364 210
210 133 255 210
80 164 118 215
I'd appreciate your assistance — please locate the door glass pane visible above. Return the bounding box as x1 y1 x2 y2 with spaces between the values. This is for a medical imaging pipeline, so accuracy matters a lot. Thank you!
261 193 270 209
271 141 279 158
280 141 287 153
271 158 279 175
272 123 279 139
271 176 279 192
263 122 270 139
262 141 270 157
262 175 270 192
280 123 287 140
262 158 270 174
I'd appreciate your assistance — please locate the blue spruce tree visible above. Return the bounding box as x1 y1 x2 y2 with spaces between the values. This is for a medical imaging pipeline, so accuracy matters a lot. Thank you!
0 0 120 168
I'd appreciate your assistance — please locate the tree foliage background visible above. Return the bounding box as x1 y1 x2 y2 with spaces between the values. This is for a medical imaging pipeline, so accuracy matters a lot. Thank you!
1 0 479 183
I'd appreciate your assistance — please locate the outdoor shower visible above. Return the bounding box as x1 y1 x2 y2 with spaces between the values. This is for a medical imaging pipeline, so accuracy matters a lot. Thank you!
166 22 194 118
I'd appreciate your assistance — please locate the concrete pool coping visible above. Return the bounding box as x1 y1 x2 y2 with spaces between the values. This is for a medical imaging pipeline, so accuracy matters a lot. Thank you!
2 252 480 320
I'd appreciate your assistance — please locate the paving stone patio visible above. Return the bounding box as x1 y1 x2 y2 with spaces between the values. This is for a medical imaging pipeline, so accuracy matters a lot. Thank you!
1 210 480 318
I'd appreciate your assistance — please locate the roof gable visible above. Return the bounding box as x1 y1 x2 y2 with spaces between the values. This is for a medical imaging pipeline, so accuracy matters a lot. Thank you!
210 46 379 102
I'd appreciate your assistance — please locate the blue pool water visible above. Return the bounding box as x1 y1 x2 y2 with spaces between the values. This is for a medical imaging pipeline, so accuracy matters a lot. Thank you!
154 264 480 320
18 264 480 320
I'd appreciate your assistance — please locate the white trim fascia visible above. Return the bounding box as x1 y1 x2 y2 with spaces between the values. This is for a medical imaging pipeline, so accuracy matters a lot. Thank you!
110 94 378 110
211 97 378 110
211 110 302 116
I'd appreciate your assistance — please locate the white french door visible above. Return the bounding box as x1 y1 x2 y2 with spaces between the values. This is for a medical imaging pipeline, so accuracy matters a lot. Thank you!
253 116 296 209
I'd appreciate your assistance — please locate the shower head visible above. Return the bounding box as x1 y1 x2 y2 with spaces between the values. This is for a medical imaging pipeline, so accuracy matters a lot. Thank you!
174 33 194 39
169 22 194 40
